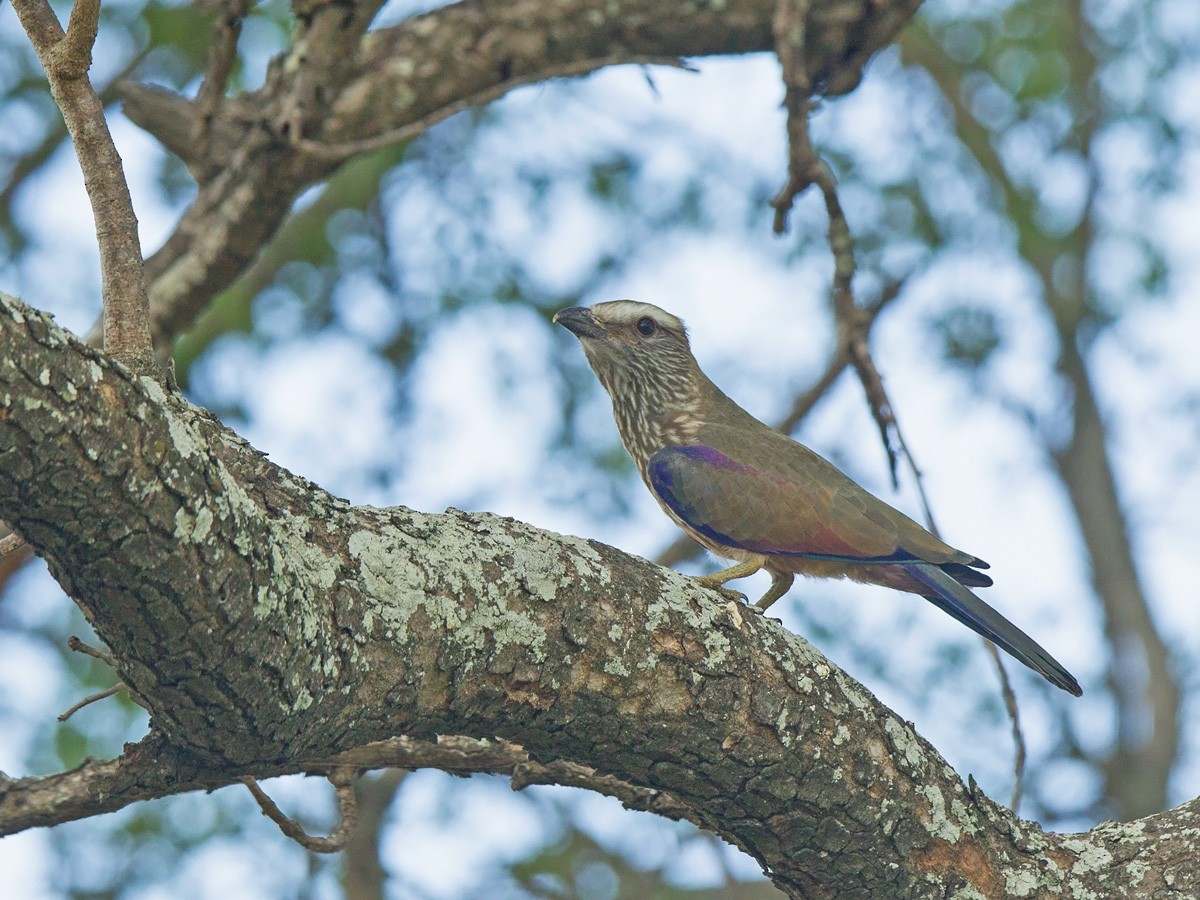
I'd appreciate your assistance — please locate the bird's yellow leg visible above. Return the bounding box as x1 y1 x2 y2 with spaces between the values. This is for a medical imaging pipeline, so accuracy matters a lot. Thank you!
755 571 795 611
693 560 762 590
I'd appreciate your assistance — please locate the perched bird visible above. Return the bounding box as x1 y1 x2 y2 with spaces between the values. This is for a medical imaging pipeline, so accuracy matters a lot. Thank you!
554 300 1081 696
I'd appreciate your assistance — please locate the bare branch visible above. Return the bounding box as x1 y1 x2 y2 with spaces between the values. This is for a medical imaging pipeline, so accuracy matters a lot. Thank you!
194 0 253 156
67 635 117 667
243 768 359 854
58 685 122 722
296 55 694 163
11 0 156 374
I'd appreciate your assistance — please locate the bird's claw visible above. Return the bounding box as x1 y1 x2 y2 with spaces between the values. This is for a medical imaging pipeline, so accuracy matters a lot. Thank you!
713 586 747 604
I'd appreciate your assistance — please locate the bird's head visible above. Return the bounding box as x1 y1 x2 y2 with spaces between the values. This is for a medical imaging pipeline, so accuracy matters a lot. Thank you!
553 301 697 396
554 301 704 465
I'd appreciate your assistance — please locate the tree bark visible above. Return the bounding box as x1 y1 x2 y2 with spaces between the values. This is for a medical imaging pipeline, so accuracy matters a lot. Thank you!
2 294 1198 896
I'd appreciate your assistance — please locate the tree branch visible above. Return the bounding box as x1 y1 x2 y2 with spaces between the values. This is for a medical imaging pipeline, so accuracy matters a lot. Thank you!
2 292 1198 895
243 767 359 853
114 0 917 350
12 0 156 374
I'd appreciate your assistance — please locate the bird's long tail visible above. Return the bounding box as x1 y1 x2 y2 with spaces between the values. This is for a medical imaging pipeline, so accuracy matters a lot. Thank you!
906 562 1082 696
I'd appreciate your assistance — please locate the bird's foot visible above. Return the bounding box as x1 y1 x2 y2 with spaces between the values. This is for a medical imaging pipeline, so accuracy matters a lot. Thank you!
691 561 761 599
713 585 747 604
688 574 747 604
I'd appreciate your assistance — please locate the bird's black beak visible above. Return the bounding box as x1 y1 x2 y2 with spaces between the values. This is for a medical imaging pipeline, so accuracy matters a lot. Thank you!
553 307 604 339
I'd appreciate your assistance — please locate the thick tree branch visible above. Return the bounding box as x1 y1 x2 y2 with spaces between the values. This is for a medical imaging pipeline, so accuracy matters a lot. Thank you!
1 294 1198 896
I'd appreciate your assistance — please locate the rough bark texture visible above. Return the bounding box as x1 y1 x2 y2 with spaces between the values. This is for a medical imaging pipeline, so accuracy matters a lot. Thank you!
2 296 1199 897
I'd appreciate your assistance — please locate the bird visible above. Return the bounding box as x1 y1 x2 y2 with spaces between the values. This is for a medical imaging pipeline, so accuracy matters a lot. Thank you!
554 300 1081 696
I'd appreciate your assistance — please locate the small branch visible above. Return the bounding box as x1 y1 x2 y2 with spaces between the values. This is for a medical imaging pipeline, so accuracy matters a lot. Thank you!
770 0 816 234
58 685 122 721
194 0 252 157
54 0 101 77
297 55 695 163
985 643 1027 811
67 635 117 667
510 758 695 823
12 0 156 375
333 736 696 826
242 767 359 854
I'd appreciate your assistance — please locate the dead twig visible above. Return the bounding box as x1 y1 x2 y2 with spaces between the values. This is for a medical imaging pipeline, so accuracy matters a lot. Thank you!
67 635 117 667
58 685 122 721
242 767 359 853
985 643 1026 811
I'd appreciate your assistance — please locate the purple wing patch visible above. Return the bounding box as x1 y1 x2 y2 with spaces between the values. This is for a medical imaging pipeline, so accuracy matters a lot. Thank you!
648 445 921 565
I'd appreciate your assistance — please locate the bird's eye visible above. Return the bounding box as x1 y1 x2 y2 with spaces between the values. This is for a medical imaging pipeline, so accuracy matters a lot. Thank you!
636 317 657 336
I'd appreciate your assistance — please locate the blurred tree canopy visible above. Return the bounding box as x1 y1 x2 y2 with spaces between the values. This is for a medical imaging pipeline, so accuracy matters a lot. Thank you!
0 0 1197 896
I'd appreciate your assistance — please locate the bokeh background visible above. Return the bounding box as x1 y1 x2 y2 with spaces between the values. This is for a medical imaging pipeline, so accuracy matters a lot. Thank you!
0 0 1198 896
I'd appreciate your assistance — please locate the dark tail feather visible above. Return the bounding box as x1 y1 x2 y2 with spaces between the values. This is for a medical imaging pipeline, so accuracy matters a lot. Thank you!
907 562 1082 697
940 561 993 588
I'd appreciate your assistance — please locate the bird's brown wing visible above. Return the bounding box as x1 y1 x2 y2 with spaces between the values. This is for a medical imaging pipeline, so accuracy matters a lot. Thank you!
646 429 979 569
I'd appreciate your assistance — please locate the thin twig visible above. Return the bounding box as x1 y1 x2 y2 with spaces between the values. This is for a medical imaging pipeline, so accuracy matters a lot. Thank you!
297 55 696 162
770 6 1023 786
67 635 117 667
242 767 359 853
58 685 122 721
891 414 939 536
12 0 156 375
61 637 145 717
985 642 1026 810
770 0 815 233
770 0 904 487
